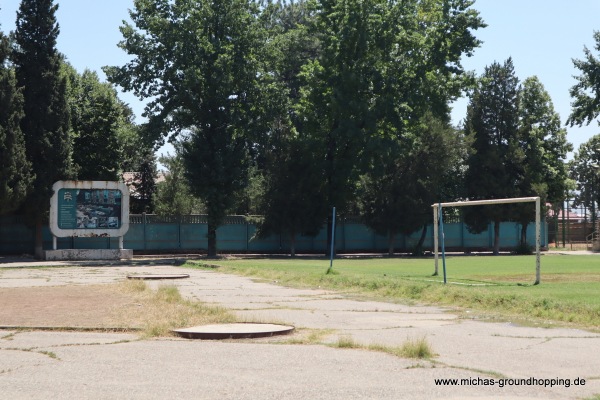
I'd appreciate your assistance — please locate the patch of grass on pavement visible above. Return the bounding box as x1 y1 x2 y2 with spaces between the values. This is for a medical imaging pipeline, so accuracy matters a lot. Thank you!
185 255 600 330
118 280 236 338
330 335 435 360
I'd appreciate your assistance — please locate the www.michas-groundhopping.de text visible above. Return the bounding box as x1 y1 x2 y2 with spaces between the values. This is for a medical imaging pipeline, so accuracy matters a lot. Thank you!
434 376 586 388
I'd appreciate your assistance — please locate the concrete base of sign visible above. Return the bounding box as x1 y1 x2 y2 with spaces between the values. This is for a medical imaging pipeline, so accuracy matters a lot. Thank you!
44 249 133 261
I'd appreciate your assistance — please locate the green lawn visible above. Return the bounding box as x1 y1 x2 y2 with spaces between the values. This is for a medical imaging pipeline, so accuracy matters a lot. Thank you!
185 254 600 330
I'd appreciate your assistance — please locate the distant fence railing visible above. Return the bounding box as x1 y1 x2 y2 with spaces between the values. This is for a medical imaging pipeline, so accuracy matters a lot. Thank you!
0 214 547 255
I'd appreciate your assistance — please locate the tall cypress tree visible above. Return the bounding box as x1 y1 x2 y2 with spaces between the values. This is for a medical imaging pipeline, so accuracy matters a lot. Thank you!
0 25 32 215
464 58 522 255
13 0 74 258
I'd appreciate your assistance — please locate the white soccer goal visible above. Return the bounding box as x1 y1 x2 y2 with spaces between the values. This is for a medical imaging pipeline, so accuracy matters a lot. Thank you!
432 197 541 285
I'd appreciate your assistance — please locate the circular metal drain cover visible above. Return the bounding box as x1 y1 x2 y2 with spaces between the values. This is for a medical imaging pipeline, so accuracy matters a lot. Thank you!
126 274 190 280
172 323 295 340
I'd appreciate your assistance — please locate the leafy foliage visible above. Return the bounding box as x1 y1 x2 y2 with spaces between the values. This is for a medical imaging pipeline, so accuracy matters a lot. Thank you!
464 60 572 251
257 135 327 255
569 135 600 222
63 64 139 181
105 0 266 256
568 30 600 127
154 149 204 217
359 113 469 254
12 0 75 256
251 0 326 255
13 0 76 195
0 28 32 215
463 59 522 253
568 30 600 225
128 149 157 214
514 76 572 243
297 0 485 250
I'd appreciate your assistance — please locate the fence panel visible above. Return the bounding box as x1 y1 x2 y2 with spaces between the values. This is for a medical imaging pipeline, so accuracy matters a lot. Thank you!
0 215 33 254
247 226 281 252
0 215 547 255
338 221 374 251
180 223 208 250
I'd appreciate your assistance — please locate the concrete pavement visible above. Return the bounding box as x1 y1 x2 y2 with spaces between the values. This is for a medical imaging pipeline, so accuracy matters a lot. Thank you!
0 260 599 399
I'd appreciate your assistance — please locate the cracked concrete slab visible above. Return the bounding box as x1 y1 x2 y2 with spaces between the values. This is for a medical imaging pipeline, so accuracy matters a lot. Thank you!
0 331 138 349
0 337 575 400
0 262 599 399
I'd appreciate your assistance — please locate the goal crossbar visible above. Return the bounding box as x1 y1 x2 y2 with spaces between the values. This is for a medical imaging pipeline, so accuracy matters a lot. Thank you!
432 197 541 285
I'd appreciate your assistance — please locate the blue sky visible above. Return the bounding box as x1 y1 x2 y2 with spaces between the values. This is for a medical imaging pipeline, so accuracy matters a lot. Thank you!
2 0 600 159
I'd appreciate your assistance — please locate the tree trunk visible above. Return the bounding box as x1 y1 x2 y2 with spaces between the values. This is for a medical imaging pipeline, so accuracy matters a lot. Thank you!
207 223 217 258
387 231 394 256
493 220 500 255
520 224 528 246
34 217 44 260
290 232 296 258
413 224 427 256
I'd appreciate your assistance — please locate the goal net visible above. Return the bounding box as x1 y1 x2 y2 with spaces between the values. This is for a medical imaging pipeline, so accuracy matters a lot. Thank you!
432 197 541 285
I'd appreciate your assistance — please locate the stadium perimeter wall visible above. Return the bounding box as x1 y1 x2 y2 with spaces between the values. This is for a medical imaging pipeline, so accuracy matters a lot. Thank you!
0 214 547 255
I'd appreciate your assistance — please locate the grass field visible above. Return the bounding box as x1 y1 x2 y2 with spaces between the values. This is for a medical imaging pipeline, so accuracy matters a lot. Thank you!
185 254 600 331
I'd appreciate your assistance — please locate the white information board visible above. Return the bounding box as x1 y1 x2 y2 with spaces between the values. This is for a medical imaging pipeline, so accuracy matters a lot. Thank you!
49 180 130 238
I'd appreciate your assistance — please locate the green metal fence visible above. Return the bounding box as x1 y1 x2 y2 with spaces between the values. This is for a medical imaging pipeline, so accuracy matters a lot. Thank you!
0 214 547 255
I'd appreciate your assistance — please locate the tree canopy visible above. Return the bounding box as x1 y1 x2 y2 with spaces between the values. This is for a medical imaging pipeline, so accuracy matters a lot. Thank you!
0 24 32 215
13 0 75 257
569 136 600 223
0 0 581 257
463 58 522 254
359 112 469 255
297 0 485 251
61 64 141 181
568 30 600 128
105 0 266 256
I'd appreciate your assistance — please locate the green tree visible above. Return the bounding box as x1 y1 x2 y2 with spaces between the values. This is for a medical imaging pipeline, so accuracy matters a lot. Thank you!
463 59 522 255
230 164 265 215
252 0 325 256
359 113 469 255
105 0 264 256
0 24 32 215
568 30 600 127
64 65 138 181
568 30 600 229
154 148 204 216
128 148 157 214
297 0 484 253
13 0 75 258
514 76 572 247
257 135 327 256
115 111 148 174
568 136 600 224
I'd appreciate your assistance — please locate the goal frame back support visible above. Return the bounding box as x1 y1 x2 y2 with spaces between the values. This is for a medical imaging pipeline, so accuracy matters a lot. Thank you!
432 197 541 285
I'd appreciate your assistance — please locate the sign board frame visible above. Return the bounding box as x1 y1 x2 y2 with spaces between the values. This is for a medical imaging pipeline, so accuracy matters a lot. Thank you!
49 180 130 238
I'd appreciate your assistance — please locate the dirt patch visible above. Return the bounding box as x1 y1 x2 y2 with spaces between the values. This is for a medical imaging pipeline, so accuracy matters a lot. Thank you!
0 284 141 329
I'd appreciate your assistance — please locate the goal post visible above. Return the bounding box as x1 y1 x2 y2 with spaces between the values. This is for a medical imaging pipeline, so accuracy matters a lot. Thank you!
432 196 541 285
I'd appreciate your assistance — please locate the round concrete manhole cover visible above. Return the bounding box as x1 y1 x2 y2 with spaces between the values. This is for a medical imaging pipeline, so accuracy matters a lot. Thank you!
126 274 190 280
172 323 295 340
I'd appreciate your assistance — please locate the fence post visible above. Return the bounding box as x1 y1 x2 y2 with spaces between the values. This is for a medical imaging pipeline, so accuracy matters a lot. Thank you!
341 217 346 252
178 215 182 249
143 213 147 250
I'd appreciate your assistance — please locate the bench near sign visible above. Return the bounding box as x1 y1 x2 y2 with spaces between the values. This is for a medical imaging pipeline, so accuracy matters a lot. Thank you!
47 181 132 260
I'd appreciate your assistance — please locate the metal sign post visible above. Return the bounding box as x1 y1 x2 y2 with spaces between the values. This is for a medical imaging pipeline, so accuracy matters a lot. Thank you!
327 207 336 274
